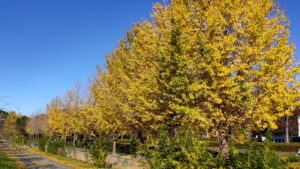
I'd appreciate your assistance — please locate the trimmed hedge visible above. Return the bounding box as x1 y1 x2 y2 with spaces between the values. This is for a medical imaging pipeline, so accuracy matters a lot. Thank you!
272 143 300 153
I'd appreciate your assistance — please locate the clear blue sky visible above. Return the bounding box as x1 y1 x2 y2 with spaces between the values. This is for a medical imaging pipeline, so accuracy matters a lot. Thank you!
0 0 299 116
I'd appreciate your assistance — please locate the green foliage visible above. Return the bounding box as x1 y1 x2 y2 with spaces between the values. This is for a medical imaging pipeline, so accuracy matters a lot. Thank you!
282 155 300 164
1 112 19 139
273 143 300 153
47 138 65 155
38 138 47 152
280 155 300 169
0 149 21 169
208 141 300 153
0 112 29 145
141 130 293 169
228 141 284 169
16 116 28 136
40 0 299 164
89 138 110 168
116 143 129 154
13 135 27 145
129 140 138 155
141 130 221 169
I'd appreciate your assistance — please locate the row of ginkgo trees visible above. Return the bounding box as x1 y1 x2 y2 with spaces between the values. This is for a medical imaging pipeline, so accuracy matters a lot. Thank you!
44 0 299 158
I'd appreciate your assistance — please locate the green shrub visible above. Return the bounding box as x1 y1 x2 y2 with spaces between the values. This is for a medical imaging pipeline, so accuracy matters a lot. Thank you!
13 136 27 145
47 139 65 155
129 140 138 155
116 143 128 154
281 156 300 169
38 138 47 152
284 156 300 163
229 141 284 169
208 141 300 153
140 130 292 169
115 141 138 154
141 130 221 169
273 143 300 152
89 139 110 168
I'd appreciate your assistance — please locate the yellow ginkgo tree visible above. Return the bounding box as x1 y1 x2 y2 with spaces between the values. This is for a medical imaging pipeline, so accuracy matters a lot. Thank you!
91 0 299 157
150 0 299 157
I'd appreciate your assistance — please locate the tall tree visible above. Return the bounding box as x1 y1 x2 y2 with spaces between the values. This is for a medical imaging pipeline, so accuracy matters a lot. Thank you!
26 113 50 138
64 84 85 148
1 112 19 140
48 83 86 147
90 68 129 153
48 97 69 139
94 0 299 158
150 0 299 157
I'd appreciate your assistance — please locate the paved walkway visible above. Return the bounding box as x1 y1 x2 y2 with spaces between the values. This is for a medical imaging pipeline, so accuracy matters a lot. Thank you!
0 142 69 169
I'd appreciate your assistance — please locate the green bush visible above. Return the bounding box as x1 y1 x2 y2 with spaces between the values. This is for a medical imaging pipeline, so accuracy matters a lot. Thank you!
284 156 300 163
38 138 47 152
141 130 221 169
116 143 129 154
13 136 27 145
228 141 284 169
47 139 65 155
273 143 300 152
140 129 294 169
129 140 138 155
115 141 138 154
89 139 110 168
281 155 300 169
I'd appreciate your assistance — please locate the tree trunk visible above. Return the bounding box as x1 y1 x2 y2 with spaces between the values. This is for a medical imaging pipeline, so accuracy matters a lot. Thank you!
64 135 67 144
112 133 117 155
206 130 210 139
137 131 146 143
73 132 77 158
83 134 87 149
217 131 229 158
285 115 290 143
45 138 49 152
73 132 77 148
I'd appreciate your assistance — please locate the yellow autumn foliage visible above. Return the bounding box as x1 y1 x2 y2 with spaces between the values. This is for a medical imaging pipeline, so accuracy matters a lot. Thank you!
91 0 299 155
45 0 299 158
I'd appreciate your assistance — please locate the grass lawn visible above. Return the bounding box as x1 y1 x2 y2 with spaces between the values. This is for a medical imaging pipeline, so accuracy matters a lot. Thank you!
0 149 24 169
24 147 99 169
